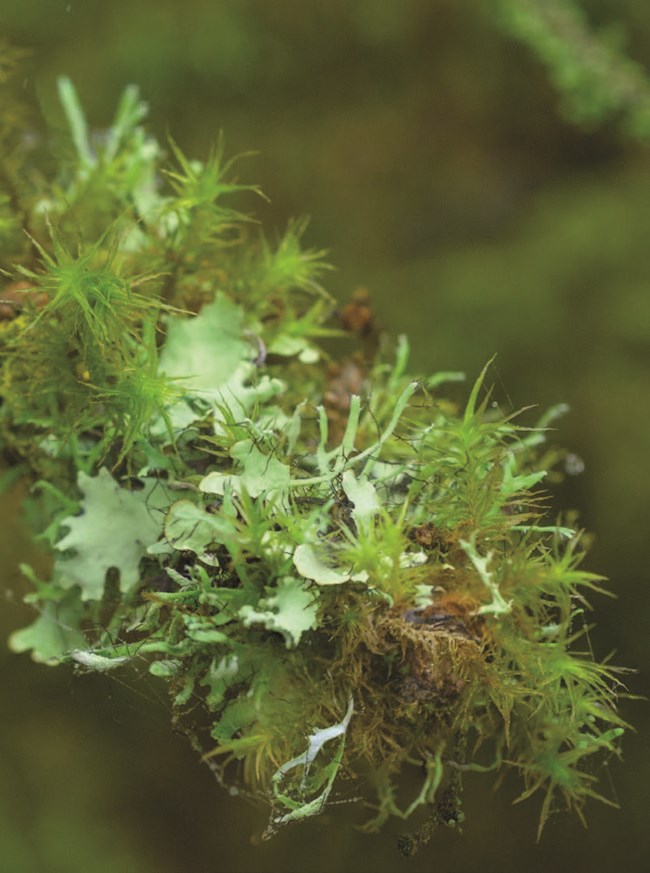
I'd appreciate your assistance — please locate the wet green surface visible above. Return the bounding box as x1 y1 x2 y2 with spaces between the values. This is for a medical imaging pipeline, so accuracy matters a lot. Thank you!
1 2 649 870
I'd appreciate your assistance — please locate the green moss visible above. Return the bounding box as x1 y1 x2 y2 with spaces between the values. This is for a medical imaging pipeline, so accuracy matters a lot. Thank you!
1 71 629 848
492 0 650 137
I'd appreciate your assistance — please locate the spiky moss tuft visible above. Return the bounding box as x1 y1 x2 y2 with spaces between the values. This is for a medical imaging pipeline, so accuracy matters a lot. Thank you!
1 74 630 847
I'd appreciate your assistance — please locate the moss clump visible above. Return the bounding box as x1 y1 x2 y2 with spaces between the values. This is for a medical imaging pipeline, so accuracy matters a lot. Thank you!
1 64 628 848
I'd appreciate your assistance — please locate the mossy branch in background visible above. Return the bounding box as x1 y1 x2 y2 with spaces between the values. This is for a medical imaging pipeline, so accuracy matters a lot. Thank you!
493 0 650 138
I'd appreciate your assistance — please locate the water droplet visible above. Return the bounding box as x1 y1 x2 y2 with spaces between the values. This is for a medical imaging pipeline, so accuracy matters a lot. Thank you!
564 453 585 475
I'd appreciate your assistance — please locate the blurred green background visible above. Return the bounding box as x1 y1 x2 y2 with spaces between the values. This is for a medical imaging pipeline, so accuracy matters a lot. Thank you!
1 1 649 871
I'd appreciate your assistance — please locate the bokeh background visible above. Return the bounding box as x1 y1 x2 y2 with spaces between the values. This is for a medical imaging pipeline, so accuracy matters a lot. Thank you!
1 1 649 871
